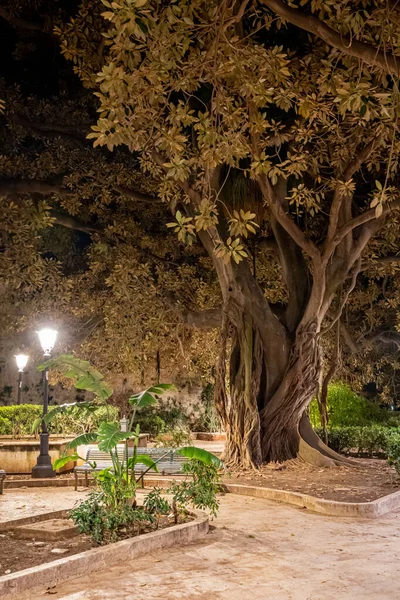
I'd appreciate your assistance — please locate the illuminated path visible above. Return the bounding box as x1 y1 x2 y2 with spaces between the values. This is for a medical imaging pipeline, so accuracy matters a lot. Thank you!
15 490 400 600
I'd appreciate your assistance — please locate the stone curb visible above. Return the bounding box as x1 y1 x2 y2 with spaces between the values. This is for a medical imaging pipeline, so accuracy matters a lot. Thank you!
223 483 400 518
4 475 182 489
0 512 209 599
0 510 69 532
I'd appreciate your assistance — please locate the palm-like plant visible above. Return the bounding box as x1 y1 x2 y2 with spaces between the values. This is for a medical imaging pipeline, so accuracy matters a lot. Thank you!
42 355 223 507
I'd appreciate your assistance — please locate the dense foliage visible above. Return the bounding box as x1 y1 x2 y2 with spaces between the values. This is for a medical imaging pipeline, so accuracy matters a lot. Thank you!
2 1 400 465
0 404 118 436
309 383 394 428
314 425 400 458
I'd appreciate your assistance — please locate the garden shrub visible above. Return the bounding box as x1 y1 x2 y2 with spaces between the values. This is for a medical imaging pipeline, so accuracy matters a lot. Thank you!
387 434 400 474
0 405 42 436
315 425 400 457
135 405 190 436
0 404 118 436
310 382 392 428
70 490 153 544
0 415 12 435
193 383 221 432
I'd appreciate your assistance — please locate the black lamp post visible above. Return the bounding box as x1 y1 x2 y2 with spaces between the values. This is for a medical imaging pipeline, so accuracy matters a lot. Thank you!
15 354 29 405
32 328 58 479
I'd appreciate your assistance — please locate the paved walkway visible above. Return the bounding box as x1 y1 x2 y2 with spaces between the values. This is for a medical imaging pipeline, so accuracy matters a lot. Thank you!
9 489 400 600
0 488 85 523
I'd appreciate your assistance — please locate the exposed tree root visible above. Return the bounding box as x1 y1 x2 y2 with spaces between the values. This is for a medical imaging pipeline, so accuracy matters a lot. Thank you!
299 414 359 467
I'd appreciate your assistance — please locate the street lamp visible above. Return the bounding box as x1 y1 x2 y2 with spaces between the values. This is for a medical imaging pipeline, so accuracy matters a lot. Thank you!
32 328 58 479
15 354 29 405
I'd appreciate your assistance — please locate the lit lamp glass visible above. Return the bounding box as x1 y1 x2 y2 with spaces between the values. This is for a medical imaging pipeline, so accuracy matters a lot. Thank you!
36 328 58 357
15 354 29 372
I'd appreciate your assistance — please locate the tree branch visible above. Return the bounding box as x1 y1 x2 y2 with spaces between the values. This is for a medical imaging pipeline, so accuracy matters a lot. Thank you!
333 199 400 246
114 185 160 204
11 115 87 149
0 6 43 31
322 258 361 335
0 177 159 205
0 179 70 196
258 176 320 262
325 138 381 255
360 254 400 272
50 211 100 234
263 0 400 76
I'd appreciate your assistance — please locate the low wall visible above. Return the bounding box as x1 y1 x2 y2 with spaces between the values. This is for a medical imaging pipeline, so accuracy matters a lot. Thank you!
0 440 75 474
0 434 149 474
193 432 226 442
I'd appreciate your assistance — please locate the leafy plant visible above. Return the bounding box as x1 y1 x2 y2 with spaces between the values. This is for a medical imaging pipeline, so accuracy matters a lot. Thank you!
38 354 113 401
143 488 171 528
0 415 12 435
385 433 400 475
70 490 153 544
194 383 221 433
170 456 222 518
310 383 392 428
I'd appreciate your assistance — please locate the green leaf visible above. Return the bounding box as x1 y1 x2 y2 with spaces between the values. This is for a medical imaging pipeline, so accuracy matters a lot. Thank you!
128 454 159 472
53 453 83 470
38 354 113 401
66 432 99 449
177 446 224 468
97 422 137 451
129 383 175 408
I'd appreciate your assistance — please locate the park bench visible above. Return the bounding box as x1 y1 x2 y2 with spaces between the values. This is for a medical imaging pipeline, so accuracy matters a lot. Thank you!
74 446 188 490
0 470 5 495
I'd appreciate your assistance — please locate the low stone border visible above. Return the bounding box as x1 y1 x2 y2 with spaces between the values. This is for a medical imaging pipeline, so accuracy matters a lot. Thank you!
0 511 208 599
4 475 182 490
193 432 226 442
0 510 69 532
223 483 400 518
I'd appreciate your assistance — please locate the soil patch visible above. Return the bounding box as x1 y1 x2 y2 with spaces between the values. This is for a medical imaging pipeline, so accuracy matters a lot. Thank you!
0 515 188 576
225 458 400 502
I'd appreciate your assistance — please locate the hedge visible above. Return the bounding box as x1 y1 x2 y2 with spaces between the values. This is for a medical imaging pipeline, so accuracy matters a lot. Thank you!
309 383 396 428
0 404 118 436
315 425 400 459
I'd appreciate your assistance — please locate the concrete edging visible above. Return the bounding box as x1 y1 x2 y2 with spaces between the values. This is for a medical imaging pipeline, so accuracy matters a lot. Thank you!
4 475 183 490
223 483 400 518
0 511 209 599
0 510 70 532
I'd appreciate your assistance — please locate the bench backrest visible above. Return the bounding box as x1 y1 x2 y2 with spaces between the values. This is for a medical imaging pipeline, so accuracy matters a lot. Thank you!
84 445 188 469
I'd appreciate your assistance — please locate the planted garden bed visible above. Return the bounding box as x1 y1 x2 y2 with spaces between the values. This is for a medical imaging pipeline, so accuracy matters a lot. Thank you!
227 458 400 503
0 511 192 576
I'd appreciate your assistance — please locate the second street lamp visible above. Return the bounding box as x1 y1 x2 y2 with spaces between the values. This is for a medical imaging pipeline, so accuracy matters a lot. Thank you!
15 354 29 405
32 328 58 479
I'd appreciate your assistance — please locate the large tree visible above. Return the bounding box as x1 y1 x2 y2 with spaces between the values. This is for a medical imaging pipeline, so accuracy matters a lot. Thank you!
2 0 400 467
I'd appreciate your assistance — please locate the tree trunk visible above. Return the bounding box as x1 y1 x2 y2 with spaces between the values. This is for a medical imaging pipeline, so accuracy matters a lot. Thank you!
260 320 321 462
214 285 352 468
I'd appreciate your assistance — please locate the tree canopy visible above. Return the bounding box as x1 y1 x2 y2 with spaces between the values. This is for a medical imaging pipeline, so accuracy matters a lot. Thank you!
2 0 400 465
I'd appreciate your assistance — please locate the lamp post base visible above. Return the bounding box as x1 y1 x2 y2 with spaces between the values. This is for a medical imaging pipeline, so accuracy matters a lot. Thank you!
32 432 56 478
32 463 56 478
